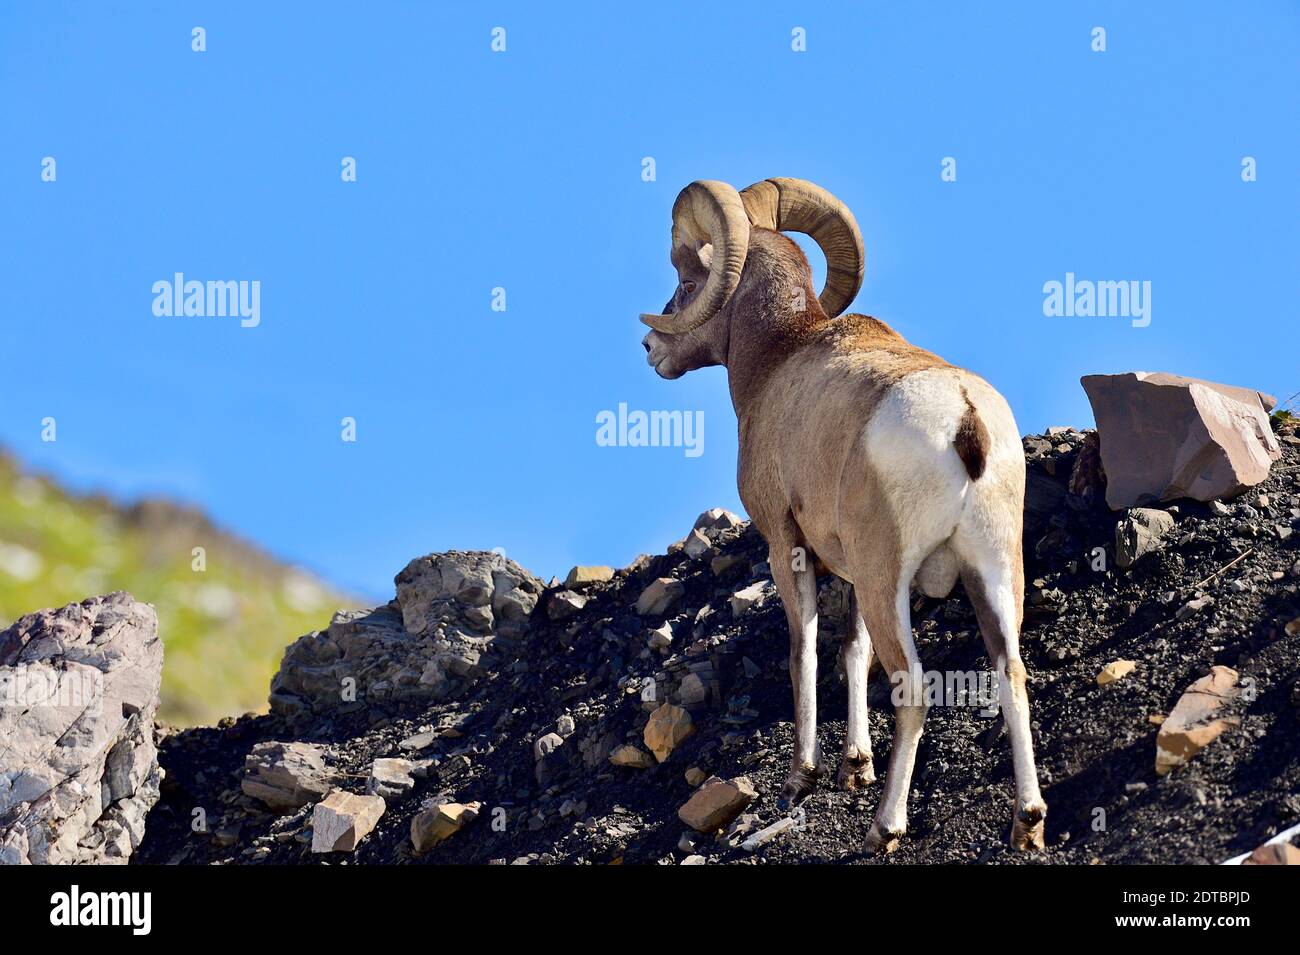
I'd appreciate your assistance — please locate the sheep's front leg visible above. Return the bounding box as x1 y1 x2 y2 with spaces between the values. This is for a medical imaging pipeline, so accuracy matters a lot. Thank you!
837 586 876 790
772 546 823 810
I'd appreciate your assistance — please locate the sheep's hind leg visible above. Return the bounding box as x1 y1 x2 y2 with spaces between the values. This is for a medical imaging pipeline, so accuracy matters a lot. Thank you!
837 586 876 791
856 573 927 856
771 545 824 810
960 557 1047 852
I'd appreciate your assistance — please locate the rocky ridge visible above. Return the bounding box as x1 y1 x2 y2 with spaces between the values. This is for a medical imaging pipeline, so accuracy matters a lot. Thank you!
129 417 1300 865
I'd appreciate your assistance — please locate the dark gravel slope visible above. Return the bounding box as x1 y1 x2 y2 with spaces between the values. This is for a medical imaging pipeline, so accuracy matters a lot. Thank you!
136 423 1300 865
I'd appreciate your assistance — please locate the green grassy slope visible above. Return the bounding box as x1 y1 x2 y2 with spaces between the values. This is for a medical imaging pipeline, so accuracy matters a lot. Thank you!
0 451 357 726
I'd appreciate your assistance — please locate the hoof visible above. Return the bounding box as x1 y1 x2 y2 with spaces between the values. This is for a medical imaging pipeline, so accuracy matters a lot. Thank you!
776 763 822 811
836 753 876 792
1010 803 1046 851
863 824 903 857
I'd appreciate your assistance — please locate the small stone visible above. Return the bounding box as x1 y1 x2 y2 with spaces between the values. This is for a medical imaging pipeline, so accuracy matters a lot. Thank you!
678 776 757 833
546 590 588 621
1209 500 1231 517
398 731 438 752
636 578 685 617
410 801 481 853
741 815 797 852
684 766 708 787
1242 842 1300 865
729 581 772 617
1115 508 1176 569
644 703 695 762
242 741 334 812
1155 666 1239 775
311 791 386 853
693 508 743 534
682 529 712 559
647 622 674 651
1175 596 1215 621
366 758 416 800
533 732 564 760
564 565 615 588
1097 660 1137 686
609 745 655 769
556 714 576 738
676 673 708 707
681 854 707 865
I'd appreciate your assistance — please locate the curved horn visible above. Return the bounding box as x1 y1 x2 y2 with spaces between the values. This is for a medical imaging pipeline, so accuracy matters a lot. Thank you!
640 180 750 335
738 177 864 318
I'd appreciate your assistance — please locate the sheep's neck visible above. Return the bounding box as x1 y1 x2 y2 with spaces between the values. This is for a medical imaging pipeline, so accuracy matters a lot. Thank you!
725 295 826 421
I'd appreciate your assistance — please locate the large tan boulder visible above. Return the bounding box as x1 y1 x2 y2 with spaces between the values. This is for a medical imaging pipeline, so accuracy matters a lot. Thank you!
1081 372 1280 509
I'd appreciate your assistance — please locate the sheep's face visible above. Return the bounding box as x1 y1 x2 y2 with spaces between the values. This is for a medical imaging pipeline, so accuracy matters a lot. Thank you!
642 243 728 379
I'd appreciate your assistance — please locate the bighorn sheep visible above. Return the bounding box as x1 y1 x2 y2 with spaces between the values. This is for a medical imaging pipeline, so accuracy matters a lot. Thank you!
640 178 1045 854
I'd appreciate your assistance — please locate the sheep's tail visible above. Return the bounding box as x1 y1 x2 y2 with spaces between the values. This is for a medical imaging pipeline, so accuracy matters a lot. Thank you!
953 387 989 481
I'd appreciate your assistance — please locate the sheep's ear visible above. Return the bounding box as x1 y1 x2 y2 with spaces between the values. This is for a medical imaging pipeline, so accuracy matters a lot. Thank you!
670 242 709 274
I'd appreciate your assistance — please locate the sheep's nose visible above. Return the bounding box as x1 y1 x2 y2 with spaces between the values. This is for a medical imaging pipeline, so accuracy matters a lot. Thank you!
642 337 652 353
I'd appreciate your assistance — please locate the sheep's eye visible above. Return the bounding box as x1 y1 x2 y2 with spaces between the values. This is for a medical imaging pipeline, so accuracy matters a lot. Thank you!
681 280 697 295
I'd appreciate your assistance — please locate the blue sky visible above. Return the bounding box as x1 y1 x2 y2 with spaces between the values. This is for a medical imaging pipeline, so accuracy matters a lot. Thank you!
2 2 1296 599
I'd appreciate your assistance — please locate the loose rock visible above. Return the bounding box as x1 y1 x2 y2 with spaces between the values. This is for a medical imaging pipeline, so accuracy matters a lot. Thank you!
609 745 655 769
678 776 757 833
411 801 481 853
366 758 416 800
242 741 334 811
311 791 386 853
644 703 695 762
1242 842 1300 865
1115 508 1175 568
636 578 685 617
564 565 614 588
1155 666 1240 775
1097 660 1137 686
729 581 772 617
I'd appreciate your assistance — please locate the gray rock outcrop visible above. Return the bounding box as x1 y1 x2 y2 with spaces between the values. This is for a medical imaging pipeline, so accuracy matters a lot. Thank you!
0 593 163 864
270 551 543 719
